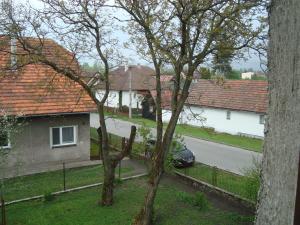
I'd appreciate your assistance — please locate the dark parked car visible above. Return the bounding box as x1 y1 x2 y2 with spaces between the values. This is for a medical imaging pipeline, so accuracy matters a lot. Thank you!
145 139 195 168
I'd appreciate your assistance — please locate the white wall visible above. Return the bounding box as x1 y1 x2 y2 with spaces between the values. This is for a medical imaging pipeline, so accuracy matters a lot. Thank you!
241 72 255 79
96 90 144 109
162 105 265 138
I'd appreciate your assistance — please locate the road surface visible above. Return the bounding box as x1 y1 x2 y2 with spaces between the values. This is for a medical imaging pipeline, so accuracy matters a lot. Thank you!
90 113 262 175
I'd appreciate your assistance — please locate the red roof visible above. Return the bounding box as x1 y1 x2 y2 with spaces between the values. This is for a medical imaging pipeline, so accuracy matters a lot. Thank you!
151 79 268 113
96 65 155 91
0 38 95 116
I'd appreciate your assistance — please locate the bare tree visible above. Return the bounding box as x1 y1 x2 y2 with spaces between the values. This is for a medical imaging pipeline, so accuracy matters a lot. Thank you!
255 0 300 224
0 0 136 206
116 0 267 224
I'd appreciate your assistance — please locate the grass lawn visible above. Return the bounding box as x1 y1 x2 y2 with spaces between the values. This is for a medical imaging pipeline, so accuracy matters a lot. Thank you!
176 163 259 202
105 113 263 152
3 164 133 202
91 127 259 202
6 177 254 225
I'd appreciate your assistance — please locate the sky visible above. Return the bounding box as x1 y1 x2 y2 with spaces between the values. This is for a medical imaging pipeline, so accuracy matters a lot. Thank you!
17 0 266 71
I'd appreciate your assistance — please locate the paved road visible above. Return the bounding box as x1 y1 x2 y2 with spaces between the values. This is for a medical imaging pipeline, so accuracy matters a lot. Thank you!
90 113 262 175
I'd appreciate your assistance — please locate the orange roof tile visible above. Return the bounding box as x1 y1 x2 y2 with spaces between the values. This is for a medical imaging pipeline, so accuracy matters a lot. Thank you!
151 79 268 113
0 37 95 116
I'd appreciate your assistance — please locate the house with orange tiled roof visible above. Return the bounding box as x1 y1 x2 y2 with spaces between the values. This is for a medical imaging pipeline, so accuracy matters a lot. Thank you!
160 79 268 138
0 37 95 176
95 65 155 113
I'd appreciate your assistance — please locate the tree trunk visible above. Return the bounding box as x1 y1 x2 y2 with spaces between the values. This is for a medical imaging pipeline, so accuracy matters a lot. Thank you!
132 105 185 225
101 162 116 206
133 162 163 225
255 1 300 224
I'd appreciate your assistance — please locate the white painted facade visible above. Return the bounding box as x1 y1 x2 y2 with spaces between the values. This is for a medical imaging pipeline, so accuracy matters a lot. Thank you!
241 72 255 79
96 90 144 109
162 105 265 138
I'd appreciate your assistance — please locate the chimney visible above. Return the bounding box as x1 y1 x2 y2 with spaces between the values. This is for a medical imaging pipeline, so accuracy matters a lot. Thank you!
10 37 17 69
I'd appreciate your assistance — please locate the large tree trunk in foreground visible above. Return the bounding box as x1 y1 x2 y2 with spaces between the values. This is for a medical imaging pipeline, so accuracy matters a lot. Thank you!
132 161 163 225
101 162 116 206
97 124 136 206
255 1 300 224
133 104 185 225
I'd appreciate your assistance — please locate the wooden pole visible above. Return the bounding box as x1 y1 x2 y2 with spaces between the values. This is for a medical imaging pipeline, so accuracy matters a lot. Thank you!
119 161 121 180
294 153 300 225
63 162 66 191
1 197 6 225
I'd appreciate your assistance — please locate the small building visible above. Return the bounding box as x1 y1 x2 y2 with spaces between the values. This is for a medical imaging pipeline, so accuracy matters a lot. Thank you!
0 37 95 176
160 79 268 138
96 65 155 113
241 72 255 79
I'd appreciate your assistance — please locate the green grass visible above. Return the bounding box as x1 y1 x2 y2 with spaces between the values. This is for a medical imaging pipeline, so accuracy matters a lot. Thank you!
90 127 259 202
177 163 259 202
90 142 100 157
6 178 254 225
3 164 133 202
105 113 263 152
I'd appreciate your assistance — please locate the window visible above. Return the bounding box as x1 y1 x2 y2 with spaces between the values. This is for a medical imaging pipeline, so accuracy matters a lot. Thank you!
50 126 77 148
0 132 10 149
259 115 265 124
226 111 231 120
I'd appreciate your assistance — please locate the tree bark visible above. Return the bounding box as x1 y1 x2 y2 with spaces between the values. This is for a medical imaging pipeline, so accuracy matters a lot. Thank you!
97 124 136 206
101 162 116 206
133 162 163 225
132 99 186 225
255 1 300 224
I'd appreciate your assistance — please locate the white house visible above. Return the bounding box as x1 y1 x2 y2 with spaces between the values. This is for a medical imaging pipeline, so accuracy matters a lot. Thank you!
161 79 268 138
241 72 255 79
95 65 155 111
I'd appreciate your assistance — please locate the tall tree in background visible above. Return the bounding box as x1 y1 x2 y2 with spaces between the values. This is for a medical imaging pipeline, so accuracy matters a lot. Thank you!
212 34 235 77
117 1 267 224
0 0 136 206
255 0 300 224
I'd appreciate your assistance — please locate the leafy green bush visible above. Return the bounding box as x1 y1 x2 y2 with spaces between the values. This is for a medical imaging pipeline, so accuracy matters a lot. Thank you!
176 191 209 210
193 192 209 210
135 122 153 155
114 178 123 185
243 158 261 201
44 192 55 202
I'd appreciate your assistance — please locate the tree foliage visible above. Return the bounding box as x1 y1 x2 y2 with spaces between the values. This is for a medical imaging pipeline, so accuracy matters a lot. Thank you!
0 0 136 206
116 0 267 224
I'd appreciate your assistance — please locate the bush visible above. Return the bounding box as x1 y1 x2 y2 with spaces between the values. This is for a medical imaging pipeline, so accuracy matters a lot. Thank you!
120 105 129 113
176 191 209 210
44 192 55 202
242 158 261 201
193 192 209 210
114 178 123 185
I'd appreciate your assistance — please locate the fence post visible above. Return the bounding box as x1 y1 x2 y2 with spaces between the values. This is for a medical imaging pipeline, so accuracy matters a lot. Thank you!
63 162 66 191
122 137 125 151
109 133 112 145
212 166 218 186
118 161 121 180
1 197 6 225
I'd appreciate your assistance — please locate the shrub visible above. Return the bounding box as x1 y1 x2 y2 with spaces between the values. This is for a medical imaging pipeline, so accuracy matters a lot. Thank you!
114 178 123 185
242 158 261 201
44 192 55 202
193 192 209 210
176 191 209 210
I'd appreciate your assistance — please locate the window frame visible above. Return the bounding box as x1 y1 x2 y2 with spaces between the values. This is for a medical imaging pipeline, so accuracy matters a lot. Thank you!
50 125 77 148
0 132 11 149
226 110 231 120
259 114 265 125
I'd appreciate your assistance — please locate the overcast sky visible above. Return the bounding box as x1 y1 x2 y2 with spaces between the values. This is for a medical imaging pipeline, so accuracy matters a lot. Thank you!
19 0 266 71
